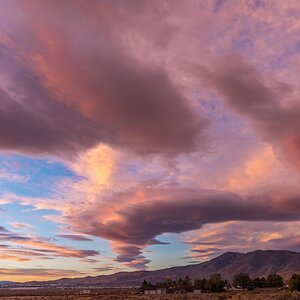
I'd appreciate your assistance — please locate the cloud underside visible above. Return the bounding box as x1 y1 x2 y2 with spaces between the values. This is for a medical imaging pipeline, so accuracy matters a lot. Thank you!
67 187 300 267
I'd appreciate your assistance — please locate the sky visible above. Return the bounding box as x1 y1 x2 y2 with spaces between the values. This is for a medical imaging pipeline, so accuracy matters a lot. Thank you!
1 0 300 282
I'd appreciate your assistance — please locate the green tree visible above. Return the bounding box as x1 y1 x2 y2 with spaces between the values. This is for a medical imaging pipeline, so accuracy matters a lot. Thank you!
289 274 300 292
206 273 225 292
266 274 283 288
233 273 253 290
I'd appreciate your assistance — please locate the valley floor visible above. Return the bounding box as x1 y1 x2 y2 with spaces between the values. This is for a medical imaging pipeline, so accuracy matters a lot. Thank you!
0 289 300 300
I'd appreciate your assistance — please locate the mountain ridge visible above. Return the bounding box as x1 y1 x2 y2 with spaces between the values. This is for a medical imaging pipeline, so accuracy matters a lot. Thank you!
20 250 300 287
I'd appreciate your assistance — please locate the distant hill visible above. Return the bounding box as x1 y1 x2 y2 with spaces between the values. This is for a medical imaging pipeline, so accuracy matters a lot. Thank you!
22 250 300 287
0 281 14 285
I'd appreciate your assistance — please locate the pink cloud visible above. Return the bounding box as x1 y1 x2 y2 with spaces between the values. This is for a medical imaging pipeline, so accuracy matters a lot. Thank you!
200 54 300 169
0 1 208 157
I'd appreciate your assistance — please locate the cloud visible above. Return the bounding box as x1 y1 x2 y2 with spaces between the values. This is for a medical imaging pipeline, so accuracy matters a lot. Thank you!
57 234 93 242
0 1 208 157
112 244 150 269
0 226 9 232
64 186 300 267
0 268 86 280
92 264 120 273
0 69 106 158
9 222 33 229
183 220 300 261
0 227 99 261
0 169 27 182
12 238 99 259
200 53 300 169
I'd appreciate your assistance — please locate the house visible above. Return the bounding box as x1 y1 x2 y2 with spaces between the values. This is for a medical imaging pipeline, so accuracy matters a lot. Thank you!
80 289 91 295
144 286 167 294
156 288 167 294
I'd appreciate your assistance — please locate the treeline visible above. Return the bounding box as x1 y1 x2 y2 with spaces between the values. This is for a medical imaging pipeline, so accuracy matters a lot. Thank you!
233 272 300 291
233 273 284 290
141 274 227 293
140 273 300 293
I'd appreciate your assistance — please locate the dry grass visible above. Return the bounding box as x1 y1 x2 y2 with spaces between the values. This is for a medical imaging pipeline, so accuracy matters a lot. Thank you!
0 289 300 300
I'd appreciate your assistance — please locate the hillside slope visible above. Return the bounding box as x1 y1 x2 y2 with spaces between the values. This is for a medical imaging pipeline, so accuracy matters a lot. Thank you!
24 250 300 287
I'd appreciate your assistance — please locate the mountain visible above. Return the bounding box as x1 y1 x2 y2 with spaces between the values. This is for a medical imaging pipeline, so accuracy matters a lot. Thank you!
22 250 300 287
0 281 14 285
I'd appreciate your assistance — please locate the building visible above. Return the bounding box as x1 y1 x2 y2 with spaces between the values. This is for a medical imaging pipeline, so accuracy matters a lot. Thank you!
144 287 167 294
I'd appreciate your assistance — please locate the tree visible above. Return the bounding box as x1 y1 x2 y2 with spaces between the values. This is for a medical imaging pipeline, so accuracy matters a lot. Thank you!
266 274 283 288
289 274 300 292
182 275 193 292
141 280 152 289
233 273 253 290
141 280 148 287
253 277 265 288
163 278 173 287
176 278 184 291
194 277 207 290
206 273 225 292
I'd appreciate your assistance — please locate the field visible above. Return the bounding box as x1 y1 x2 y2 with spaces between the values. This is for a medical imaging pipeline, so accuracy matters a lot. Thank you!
0 288 300 300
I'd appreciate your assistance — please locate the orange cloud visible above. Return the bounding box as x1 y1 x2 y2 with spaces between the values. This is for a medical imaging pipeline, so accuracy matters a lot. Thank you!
227 145 276 191
0 268 86 282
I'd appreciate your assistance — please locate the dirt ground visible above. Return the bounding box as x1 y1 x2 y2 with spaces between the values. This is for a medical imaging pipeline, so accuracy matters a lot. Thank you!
0 289 299 300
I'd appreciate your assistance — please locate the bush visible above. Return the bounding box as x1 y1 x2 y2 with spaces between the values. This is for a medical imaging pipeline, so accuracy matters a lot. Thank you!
289 274 300 292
